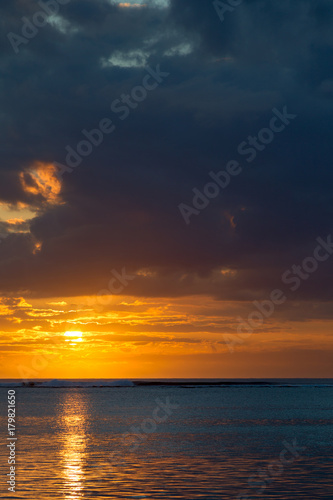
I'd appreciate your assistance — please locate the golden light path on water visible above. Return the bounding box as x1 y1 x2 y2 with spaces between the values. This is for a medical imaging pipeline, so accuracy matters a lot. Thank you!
57 391 88 499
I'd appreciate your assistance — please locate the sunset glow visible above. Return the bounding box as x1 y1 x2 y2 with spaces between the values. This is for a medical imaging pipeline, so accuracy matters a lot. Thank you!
64 332 83 338
1 2 333 500
0 0 332 382
0 293 332 379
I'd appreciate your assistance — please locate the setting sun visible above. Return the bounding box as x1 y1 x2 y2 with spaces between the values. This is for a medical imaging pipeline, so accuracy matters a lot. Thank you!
64 331 83 345
64 331 83 337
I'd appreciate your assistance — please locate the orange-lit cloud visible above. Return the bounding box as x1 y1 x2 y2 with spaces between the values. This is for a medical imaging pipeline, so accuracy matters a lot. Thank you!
0 202 35 223
33 241 42 254
6 218 25 225
19 162 63 205
119 3 147 7
0 294 332 379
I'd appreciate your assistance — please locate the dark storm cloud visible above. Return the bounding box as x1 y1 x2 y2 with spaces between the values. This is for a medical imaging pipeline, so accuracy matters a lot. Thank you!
0 0 333 305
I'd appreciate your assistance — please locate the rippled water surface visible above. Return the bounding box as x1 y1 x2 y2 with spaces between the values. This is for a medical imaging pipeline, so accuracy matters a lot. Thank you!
0 382 332 499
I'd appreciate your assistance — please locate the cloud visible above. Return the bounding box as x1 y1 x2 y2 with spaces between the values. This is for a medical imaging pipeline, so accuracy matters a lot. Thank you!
0 0 332 317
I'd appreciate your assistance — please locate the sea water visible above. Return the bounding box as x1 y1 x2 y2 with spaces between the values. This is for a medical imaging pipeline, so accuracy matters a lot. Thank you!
0 379 332 499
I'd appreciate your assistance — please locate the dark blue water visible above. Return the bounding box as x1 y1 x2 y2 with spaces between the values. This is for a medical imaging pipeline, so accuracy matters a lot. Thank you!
0 380 332 499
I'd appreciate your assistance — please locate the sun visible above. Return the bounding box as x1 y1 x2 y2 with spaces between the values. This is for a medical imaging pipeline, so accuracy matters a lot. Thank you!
64 331 83 345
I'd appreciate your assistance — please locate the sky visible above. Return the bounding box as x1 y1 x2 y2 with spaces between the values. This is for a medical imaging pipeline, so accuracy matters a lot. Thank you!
0 0 332 379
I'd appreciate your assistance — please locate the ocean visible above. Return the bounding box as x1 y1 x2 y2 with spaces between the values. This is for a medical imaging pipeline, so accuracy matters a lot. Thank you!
0 379 332 499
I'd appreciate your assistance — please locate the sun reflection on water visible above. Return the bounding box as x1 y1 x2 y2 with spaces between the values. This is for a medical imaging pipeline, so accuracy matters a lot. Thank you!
57 391 89 499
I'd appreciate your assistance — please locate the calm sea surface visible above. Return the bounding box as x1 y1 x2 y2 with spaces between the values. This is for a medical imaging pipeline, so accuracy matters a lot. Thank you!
0 380 332 499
